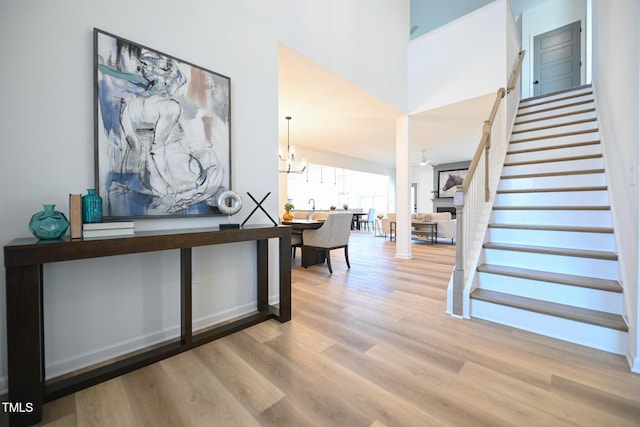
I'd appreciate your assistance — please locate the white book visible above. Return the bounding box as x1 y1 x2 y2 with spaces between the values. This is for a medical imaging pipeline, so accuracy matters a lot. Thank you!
83 221 135 231
82 228 135 239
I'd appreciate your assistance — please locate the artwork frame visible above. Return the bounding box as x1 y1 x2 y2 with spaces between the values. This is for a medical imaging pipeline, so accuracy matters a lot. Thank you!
94 28 231 219
438 168 468 198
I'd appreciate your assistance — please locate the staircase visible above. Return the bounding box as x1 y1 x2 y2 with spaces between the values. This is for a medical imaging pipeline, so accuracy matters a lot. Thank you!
470 85 628 355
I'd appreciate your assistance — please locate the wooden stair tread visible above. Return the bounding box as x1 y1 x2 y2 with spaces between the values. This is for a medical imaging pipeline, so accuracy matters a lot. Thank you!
519 85 592 105
470 289 628 331
512 117 597 134
510 129 598 144
507 140 600 156
493 205 610 211
501 169 604 180
496 185 607 194
482 242 618 261
477 264 622 292
517 99 594 118
488 223 613 234
514 108 595 126
504 153 602 167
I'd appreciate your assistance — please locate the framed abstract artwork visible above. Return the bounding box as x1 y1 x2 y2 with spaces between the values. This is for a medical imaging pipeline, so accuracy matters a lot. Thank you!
438 168 468 198
94 28 231 218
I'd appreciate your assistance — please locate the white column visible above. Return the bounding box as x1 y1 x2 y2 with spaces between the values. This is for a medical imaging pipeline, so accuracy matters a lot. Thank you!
395 116 412 259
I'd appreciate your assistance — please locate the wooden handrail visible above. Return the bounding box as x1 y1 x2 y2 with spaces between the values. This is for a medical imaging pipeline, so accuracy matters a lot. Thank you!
508 50 526 93
462 131 490 192
461 50 525 197
487 87 507 125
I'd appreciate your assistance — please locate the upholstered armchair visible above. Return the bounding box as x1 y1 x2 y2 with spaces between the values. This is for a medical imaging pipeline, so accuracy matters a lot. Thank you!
430 212 456 243
380 213 396 239
302 212 352 273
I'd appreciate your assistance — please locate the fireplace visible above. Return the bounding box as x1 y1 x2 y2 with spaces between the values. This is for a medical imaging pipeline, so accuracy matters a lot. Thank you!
437 206 457 219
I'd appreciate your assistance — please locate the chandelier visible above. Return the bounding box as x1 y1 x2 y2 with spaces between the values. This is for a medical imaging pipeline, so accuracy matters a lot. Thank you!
278 116 307 174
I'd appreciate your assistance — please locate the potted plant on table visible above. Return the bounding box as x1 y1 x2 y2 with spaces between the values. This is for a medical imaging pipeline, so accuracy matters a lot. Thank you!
283 203 294 221
343 203 349 210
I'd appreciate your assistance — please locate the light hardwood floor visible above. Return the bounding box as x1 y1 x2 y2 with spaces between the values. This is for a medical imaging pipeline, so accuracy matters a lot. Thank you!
20 232 640 426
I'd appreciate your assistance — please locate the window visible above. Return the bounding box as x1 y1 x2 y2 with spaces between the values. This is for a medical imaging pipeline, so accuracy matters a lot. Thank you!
287 163 390 213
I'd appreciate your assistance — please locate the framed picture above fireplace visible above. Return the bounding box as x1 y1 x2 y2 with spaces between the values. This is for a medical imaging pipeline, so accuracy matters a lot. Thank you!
438 168 468 198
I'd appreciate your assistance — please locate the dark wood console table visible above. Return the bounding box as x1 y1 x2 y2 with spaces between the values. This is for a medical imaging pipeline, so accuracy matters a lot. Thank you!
4 225 291 426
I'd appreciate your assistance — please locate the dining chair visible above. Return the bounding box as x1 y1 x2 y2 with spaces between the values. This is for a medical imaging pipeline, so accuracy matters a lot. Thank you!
292 211 310 219
301 212 352 273
358 208 376 231
291 233 302 258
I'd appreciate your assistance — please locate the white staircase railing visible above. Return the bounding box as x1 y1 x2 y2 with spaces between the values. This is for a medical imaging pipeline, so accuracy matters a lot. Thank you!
450 50 525 317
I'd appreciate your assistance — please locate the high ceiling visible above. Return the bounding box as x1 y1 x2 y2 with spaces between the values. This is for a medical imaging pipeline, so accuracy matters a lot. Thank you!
278 44 495 168
410 0 494 40
278 1 552 169
409 0 553 39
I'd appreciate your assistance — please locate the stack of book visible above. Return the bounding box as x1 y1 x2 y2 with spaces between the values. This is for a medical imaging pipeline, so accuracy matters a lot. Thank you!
82 221 135 239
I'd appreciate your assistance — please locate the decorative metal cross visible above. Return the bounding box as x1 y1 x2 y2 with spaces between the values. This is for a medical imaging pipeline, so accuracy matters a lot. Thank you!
241 192 278 227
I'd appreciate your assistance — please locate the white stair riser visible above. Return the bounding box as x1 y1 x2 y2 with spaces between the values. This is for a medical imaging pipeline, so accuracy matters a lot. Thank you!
491 209 612 227
518 93 594 113
476 272 623 313
505 144 601 164
519 88 592 106
486 228 615 251
511 122 598 142
508 131 600 152
502 157 604 176
470 300 627 355
498 173 606 190
515 102 595 123
482 248 618 280
495 190 608 207
513 111 597 133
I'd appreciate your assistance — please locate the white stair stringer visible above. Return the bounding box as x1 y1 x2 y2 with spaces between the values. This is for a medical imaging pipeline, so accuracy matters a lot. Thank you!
470 85 628 355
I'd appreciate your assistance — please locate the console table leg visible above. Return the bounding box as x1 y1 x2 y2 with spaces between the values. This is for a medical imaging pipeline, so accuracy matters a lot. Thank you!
6 264 43 426
278 235 292 322
180 248 192 345
257 239 268 312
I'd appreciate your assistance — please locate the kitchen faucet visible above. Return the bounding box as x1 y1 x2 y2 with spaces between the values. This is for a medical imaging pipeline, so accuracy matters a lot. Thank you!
308 198 315 210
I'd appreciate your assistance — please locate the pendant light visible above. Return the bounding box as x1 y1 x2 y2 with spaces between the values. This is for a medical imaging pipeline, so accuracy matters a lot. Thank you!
278 116 307 174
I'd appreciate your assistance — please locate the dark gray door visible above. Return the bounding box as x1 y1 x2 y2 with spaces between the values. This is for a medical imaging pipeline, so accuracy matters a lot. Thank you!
533 20 581 96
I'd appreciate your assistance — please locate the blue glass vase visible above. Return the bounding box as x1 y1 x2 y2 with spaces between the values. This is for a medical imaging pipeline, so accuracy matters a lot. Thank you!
29 204 70 240
82 189 103 223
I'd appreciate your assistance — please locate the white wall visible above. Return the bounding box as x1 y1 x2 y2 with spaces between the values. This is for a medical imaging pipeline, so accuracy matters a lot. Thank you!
591 0 640 373
0 0 408 390
519 0 588 98
408 0 507 114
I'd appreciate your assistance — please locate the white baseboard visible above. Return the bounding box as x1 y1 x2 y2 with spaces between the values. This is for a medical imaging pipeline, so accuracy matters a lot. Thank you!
629 354 640 374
